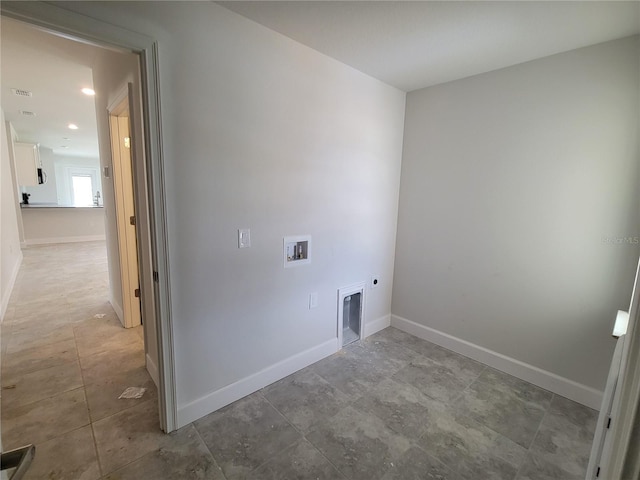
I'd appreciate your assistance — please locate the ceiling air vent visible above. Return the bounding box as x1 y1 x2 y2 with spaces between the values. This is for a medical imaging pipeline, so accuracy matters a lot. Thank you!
11 88 33 97
19 110 36 117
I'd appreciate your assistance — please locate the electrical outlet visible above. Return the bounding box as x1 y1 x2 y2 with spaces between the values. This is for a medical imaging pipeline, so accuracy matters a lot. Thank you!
309 292 318 309
371 275 380 289
238 228 251 248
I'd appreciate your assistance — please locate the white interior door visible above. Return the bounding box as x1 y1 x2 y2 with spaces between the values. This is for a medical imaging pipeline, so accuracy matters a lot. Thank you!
109 93 141 329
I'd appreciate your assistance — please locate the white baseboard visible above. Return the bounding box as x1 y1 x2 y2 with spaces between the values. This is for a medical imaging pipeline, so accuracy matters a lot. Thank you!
1 251 23 322
391 314 603 410
109 296 124 324
146 353 159 388
177 338 338 427
24 235 106 246
364 314 391 339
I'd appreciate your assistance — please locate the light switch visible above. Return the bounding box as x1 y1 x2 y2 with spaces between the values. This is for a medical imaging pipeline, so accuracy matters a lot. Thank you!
238 228 251 248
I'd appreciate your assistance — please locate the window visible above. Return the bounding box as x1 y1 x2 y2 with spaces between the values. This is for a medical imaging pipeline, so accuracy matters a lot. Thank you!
71 174 94 206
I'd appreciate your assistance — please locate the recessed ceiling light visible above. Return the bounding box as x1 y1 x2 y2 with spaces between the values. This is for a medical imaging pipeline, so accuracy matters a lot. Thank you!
81 88 95 96
68 123 79 130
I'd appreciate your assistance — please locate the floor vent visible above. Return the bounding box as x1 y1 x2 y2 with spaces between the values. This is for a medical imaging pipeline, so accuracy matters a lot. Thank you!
12 88 33 97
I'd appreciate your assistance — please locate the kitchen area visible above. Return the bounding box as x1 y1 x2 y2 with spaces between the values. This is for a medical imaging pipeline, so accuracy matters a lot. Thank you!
12 138 105 246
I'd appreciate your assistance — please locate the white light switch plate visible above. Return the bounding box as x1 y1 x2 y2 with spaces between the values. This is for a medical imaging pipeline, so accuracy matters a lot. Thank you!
238 228 251 248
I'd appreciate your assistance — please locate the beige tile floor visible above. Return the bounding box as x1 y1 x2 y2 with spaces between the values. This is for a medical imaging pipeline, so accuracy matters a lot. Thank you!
1 242 157 479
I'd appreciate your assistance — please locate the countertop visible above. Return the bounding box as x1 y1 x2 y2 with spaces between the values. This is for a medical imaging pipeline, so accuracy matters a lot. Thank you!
20 203 104 209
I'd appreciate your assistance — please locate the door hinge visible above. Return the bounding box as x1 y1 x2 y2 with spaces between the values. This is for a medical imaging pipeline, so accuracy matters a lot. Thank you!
124 137 131 149
607 417 612 429
129 215 136 226
134 288 140 298
153 271 159 282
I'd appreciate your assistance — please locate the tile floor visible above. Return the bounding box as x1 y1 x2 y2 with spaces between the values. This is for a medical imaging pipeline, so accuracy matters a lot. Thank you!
1 242 155 479
1 242 597 479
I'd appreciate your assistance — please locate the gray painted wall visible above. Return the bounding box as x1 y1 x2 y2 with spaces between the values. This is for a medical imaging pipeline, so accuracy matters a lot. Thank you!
393 36 640 391
61 2 405 412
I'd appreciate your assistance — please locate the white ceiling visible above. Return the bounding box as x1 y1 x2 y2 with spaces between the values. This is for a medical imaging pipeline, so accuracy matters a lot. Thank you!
1 3 637 157
1 17 101 158
218 1 640 92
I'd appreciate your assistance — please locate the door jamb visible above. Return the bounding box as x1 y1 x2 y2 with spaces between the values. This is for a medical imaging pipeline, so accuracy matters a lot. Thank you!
598 259 640 478
0 1 177 432
108 90 142 330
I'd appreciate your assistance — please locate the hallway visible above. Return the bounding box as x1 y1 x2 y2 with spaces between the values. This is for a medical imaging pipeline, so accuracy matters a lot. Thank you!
1 241 157 478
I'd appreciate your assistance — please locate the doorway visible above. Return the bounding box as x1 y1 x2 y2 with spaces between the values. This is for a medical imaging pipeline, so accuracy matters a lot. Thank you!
1 2 175 433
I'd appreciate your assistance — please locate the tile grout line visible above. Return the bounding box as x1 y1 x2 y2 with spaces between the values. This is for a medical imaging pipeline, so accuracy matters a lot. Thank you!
191 423 230 480
384 330 546 476
260 389 351 479
90 398 159 478
512 392 555 480
71 300 105 480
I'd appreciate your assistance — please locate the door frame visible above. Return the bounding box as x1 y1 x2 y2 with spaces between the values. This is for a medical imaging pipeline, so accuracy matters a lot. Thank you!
0 1 177 432
595 258 640 478
108 91 142 329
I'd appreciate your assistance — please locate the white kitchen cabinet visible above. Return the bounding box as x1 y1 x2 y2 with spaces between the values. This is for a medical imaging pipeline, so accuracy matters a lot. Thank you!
14 142 41 186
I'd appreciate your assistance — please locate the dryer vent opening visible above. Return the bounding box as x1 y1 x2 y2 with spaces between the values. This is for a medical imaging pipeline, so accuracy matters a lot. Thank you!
342 293 362 346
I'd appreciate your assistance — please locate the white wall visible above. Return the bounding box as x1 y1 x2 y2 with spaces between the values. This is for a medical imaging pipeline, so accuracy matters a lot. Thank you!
22 149 102 206
20 207 105 245
393 36 640 395
89 48 136 330
90 45 160 379
52 154 102 206
59 1 405 425
23 146 57 204
1 112 23 320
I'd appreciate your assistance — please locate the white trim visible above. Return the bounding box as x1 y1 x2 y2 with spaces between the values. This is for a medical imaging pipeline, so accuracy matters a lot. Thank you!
597 258 640 478
176 338 338 427
1 251 23 322
109 294 124 325
23 235 106 246
363 314 391 339
391 314 603 410
587 335 625 479
146 352 159 388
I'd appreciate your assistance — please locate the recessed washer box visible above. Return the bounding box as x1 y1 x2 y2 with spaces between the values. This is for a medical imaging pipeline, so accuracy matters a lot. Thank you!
284 235 311 268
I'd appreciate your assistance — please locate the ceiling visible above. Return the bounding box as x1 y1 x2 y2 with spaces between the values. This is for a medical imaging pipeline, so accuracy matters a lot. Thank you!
1 17 101 158
1 3 637 158
218 1 640 92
